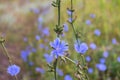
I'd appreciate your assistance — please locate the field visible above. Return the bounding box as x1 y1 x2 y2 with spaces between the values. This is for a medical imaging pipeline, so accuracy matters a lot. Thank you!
0 0 120 80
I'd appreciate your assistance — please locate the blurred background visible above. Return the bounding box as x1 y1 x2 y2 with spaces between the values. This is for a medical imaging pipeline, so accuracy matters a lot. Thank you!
0 0 120 80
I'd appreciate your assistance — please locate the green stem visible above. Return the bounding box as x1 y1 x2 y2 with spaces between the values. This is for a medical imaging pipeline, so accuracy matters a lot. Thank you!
64 56 76 64
54 59 58 80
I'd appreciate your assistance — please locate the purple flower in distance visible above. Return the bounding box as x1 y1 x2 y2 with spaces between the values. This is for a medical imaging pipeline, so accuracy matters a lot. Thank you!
99 58 106 64
85 20 91 25
103 51 109 58
42 27 50 36
86 56 91 62
90 14 96 18
50 38 68 58
56 68 64 76
117 57 120 62
67 10 72 16
7 64 20 76
68 17 73 23
112 38 117 44
88 68 93 74
89 42 97 50
96 63 107 72
44 53 54 63
35 67 45 74
64 75 73 80
35 35 41 41
21 49 31 62
94 29 101 36
63 23 69 32
74 40 88 54
38 16 43 23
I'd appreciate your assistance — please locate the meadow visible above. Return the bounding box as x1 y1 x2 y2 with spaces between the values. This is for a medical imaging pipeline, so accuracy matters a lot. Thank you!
0 0 120 80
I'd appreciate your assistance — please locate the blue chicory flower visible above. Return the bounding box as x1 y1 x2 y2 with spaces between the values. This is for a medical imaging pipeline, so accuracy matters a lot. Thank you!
112 38 117 44
50 38 68 58
89 42 97 50
85 20 91 25
96 63 107 72
63 23 69 32
94 29 101 36
103 51 109 58
86 56 91 62
74 40 88 54
7 64 20 76
88 68 93 74
35 67 45 74
44 53 54 63
56 68 64 76
64 75 73 80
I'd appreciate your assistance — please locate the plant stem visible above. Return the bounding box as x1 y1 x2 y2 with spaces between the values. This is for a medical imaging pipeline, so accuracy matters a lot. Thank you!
54 59 58 80
64 56 76 64
0 42 18 80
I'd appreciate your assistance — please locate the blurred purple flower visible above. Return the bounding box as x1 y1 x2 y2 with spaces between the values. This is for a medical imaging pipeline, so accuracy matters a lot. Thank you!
88 68 93 74
50 38 68 58
67 10 72 16
30 8 40 14
68 18 73 23
86 56 91 62
39 44 45 49
74 40 88 54
42 27 50 36
23 37 28 42
96 63 107 72
89 42 97 50
90 14 96 18
38 16 43 23
44 53 54 63
99 58 106 64
35 67 45 74
94 29 101 36
112 38 117 44
63 23 69 32
56 68 64 76
21 49 31 62
117 57 120 62
35 35 41 41
64 75 73 80
85 20 91 25
103 51 109 58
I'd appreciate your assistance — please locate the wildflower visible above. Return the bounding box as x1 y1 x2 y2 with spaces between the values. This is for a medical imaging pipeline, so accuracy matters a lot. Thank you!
35 35 41 41
85 20 91 25
7 64 20 76
38 16 43 23
64 75 73 80
63 23 69 32
56 68 64 76
96 63 107 72
89 42 97 50
21 49 31 62
94 29 101 36
44 53 54 63
35 67 45 74
90 14 96 18
88 68 93 74
103 51 109 58
42 27 50 36
117 57 120 62
68 17 73 23
50 38 68 58
112 38 117 44
99 58 106 64
85 56 91 62
74 40 88 54
67 10 72 16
